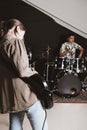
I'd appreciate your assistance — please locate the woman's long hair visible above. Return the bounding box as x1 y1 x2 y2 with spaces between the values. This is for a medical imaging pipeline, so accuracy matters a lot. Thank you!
0 19 26 40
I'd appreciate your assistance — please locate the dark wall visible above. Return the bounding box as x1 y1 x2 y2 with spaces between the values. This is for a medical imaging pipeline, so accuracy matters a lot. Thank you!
0 0 87 61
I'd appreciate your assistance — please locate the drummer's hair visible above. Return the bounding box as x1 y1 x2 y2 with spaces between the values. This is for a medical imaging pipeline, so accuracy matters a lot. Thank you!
67 33 75 38
66 33 75 41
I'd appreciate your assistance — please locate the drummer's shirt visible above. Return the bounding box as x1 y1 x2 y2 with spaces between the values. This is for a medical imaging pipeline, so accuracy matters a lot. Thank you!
60 42 81 59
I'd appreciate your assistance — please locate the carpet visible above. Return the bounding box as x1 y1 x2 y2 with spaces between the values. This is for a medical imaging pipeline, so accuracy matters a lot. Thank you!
53 91 87 103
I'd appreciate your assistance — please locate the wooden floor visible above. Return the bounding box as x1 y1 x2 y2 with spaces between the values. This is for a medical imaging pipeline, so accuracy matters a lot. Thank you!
0 103 87 130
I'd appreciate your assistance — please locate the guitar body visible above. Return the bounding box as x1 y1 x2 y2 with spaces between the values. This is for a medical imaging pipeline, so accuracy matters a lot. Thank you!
21 74 53 109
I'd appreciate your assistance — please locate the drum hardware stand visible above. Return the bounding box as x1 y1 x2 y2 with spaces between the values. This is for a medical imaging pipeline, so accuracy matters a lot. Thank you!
76 58 80 73
81 82 87 92
81 75 87 92
45 45 50 83
27 47 33 68
28 50 35 71
61 58 65 69
32 62 36 70
81 59 86 72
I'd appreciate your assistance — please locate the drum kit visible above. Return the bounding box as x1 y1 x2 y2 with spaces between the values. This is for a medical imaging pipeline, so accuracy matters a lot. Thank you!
29 46 87 98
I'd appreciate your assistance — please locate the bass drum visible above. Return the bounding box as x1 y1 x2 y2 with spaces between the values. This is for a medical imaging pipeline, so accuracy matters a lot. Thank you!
56 71 82 97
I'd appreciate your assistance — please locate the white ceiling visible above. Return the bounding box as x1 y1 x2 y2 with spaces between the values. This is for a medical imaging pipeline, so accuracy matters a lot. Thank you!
22 0 87 38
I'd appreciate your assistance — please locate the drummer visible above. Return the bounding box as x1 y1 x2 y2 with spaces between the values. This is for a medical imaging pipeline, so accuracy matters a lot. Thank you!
59 34 84 59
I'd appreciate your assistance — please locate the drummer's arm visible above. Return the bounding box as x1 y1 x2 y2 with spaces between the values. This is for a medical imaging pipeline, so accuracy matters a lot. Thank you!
78 46 84 59
59 49 71 57
59 44 66 57
59 51 66 57
59 44 71 57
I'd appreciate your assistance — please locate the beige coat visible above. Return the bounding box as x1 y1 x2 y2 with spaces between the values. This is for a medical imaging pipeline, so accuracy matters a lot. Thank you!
0 34 37 113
